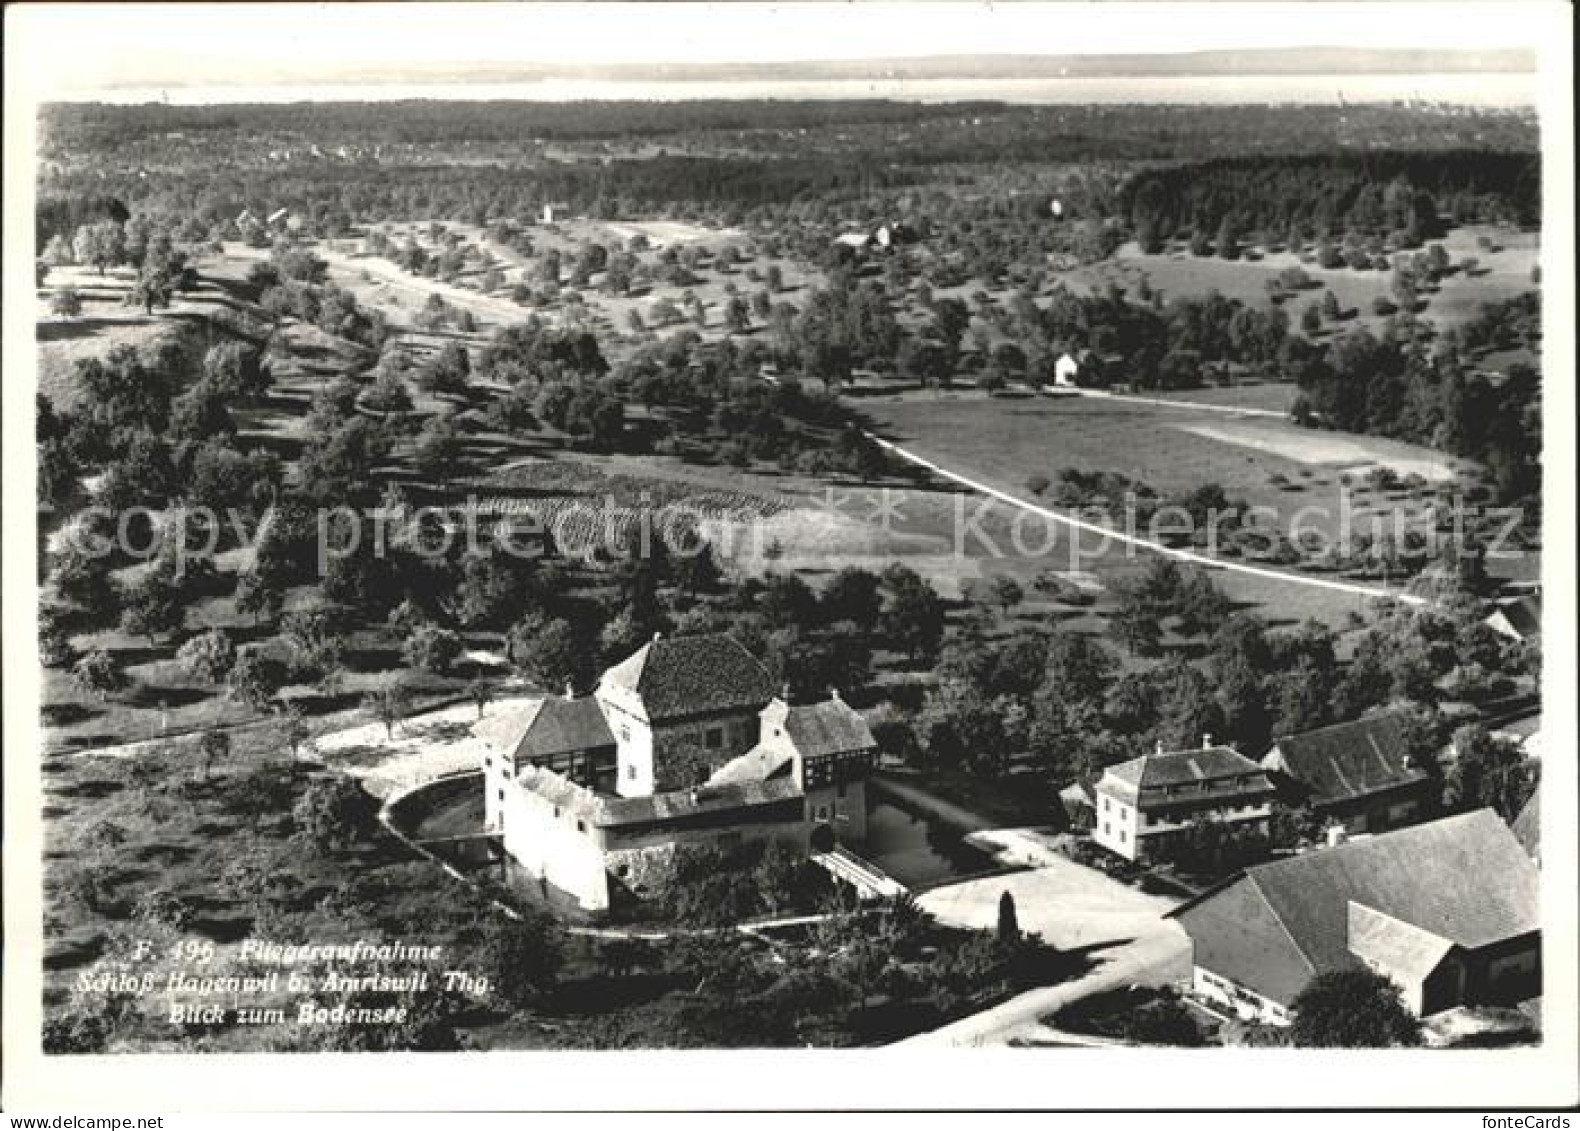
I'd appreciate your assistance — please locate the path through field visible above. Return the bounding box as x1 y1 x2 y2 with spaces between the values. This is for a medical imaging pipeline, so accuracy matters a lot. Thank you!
864 432 1426 607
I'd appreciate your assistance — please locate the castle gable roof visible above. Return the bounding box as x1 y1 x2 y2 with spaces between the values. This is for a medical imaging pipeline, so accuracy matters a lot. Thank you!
511 696 615 763
599 633 774 723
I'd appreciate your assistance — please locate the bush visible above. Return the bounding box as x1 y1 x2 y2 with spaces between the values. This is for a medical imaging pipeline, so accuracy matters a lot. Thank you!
293 775 378 852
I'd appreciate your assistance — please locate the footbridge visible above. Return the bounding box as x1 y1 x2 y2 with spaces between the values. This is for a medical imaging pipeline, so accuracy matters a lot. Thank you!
812 846 908 901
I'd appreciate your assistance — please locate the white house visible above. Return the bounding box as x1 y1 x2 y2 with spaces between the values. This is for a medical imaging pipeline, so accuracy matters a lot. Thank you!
1092 740 1275 863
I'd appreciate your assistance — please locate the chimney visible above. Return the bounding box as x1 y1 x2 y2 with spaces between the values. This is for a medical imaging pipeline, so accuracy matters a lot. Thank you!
1155 739 1164 756
564 682 575 700
651 630 663 644
1202 734 1213 750
828 686 842 702
1326 824 1348 848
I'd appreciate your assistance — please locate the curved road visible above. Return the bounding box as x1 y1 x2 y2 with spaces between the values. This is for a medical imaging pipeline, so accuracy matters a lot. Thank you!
864 433 1425 607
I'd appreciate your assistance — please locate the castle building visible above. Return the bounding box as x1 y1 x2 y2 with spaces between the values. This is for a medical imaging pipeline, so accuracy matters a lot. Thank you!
479 633 877 914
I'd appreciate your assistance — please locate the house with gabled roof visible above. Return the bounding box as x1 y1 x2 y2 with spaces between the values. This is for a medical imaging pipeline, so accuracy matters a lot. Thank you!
1092 739 1275 863
480 632 876 914
1261 709 1436 835
1510 789 1539 865
1484 594 1541 644
1169 810 1541 1023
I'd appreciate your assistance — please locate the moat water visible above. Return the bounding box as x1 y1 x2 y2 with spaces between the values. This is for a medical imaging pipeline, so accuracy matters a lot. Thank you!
861 800 1002 890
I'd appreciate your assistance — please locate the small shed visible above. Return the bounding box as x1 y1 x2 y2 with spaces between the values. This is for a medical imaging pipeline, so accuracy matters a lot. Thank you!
1053 352 1080 387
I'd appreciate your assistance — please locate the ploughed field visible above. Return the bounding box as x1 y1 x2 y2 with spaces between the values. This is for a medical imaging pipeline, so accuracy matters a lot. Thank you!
864 391 1512 625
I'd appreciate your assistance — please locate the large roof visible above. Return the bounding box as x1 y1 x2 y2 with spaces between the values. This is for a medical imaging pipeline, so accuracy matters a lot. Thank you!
1511 789 1540 859
1495 595 1542 639
1172 810 1539 1003
511 695 615 762
1102 746 1271 811
512 762 802 828
780 697 876 759
1346 903 1455 990
598 633 775 723
1265 710 1429 806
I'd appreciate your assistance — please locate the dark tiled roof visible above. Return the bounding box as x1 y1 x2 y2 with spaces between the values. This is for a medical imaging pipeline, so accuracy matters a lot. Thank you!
781 698 877 758
1265 710 1429 807
1172 810 1539 1005
1497 595 1542 639
511 696 615 763
1511 790 1539 859
1102 746 1273 811
600 633 775 722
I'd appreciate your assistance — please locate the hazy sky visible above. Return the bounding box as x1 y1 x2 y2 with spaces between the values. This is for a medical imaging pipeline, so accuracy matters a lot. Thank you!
8 1 1555 94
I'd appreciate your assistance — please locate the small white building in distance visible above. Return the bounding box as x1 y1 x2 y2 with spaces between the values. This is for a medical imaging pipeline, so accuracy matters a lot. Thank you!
1054 352 1081 387
1092 740 1276 863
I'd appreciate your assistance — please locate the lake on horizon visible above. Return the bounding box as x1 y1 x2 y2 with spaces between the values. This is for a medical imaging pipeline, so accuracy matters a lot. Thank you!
56 72 1537 108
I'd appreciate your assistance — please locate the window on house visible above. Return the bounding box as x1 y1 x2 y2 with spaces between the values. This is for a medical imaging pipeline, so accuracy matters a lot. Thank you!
627 765 636 780
837 781 847 798
705 727 723 749
497 789 504 802
576 820 586 832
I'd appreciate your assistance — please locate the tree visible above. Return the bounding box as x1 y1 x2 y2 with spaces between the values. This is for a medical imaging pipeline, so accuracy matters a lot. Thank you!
1300 302 1322 336
50 288 83 319
880 566 945 662
203 341 272 402
73 220 126 275
475 912 564 1010
1321 289 1341 322
820 567 882 631
119 572 186 643
1445 724 1533 822
363 679 413 741
508 613 583 692
1291 970 1420 1048
421 341 471 395
412 418 466 485
996 891 1021 947
52 545 120 625
1110 601 1163 657
39 602 76 668
465 678 495 720
294 776 377 851
227 648 283 712
1122 993 1206 1047
196 729 232 781
989 576 1024 616
403 624 463 675
177 628 237 684
278 702 314 762
71 649 127 701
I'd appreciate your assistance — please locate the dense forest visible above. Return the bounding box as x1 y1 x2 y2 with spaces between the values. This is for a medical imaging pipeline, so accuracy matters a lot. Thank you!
1120 150 1541 249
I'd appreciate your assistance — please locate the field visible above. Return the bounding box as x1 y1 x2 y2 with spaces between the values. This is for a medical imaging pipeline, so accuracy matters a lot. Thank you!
864 391 1495 625
1055 224 1539 344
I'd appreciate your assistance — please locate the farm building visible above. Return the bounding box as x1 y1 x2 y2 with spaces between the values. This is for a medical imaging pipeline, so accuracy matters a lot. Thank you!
1169 810 1541 1023
1091 740 1275 863
1484 594 1542 643
1510 790 1540 864
1260 709 1436 836
479 633 878 914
